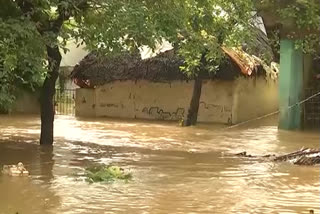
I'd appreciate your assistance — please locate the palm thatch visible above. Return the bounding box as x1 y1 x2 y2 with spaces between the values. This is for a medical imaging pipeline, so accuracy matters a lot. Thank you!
71 27 275 88
71 49 254 88
70 51 141 88
71 41 273 88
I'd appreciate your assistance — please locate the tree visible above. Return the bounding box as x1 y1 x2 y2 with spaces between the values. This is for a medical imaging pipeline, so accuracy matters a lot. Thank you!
1 0 260 145
0 2 46 112
256 0 320 57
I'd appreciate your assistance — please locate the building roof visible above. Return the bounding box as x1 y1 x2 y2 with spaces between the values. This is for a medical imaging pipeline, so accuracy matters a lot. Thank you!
71 44 272 88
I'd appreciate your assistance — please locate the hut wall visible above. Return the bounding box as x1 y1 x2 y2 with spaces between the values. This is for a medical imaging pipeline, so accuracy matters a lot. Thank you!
133 80 194 120
197 80 234 124
75 88 96 117
231 77 278 124
95 81 136 119
92 80 193 120
75 78 278 125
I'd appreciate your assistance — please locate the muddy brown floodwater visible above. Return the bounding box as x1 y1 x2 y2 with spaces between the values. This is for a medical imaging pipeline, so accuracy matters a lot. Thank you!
0 114 319 214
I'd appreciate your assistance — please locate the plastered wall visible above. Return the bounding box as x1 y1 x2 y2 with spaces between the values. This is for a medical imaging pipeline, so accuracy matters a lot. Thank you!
75 88 96 117
93 80 194 120
76 77 278 125
12 90 40 114
197 80 234 124
231 77 278 124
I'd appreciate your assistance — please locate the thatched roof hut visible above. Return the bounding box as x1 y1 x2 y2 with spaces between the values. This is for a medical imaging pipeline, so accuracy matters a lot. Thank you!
71 46 271 88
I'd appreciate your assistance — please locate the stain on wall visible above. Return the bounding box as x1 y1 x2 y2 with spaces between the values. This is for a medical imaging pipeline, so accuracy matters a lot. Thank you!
76 77 278 124
198 80 234 124
87 80 193 120
75 88 96 117
142 107 185 120
94 81 135 118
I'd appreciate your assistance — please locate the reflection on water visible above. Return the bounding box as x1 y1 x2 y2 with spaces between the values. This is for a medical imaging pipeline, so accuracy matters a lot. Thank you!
0 114 319 214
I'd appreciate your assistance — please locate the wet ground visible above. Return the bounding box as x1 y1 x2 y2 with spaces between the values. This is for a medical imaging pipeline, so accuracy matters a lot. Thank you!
0 114 319 214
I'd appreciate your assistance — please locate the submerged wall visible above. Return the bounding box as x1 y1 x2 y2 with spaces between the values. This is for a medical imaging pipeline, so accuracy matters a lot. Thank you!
76 77 278 125
12 90 40 114
75 88 96 117
232 77 278 124
198 80 234 124
78 80 194 120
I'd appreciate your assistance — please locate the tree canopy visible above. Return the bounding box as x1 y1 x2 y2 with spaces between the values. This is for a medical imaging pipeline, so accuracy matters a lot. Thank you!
256 0 320 56
0 0 257 112
1 0 319 144
0 2 46 111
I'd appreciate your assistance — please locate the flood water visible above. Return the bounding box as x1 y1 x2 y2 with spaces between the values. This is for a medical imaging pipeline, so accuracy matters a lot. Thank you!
0 114 319 214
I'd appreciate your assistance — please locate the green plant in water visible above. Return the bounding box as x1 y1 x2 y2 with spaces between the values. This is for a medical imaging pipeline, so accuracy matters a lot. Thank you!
85 164 132 183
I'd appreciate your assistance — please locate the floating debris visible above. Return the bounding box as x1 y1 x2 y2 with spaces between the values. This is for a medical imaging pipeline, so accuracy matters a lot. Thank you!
235 148 320 166
274 148 320 165
2 162 29 176
84 164 132 183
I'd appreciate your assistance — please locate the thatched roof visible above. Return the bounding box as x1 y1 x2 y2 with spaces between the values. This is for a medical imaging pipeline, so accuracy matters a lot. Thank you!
71 48 268 88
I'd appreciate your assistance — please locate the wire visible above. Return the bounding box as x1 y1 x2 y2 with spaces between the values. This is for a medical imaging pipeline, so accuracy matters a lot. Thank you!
224 91 320 130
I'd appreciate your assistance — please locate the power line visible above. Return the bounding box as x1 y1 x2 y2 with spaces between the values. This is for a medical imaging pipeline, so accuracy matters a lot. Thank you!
224 91 320 130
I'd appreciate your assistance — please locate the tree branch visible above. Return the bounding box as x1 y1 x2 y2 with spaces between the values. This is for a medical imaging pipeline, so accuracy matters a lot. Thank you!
15 0 34 17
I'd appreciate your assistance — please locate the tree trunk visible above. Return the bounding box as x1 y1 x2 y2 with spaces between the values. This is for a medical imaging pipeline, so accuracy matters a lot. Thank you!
40 145 54 180
184 76 203 126
40 46 61 145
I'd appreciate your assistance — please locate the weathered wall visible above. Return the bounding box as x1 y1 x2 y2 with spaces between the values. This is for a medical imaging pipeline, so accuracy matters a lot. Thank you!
93 80 194 120
232 77 278 124
12 90 40 114
133 81 193 120
75 88 96 117
95 81 135 119
198 80 234 124
76 78 278 125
